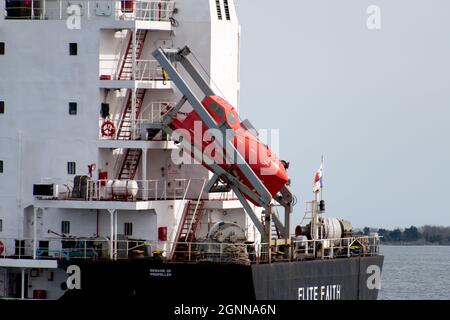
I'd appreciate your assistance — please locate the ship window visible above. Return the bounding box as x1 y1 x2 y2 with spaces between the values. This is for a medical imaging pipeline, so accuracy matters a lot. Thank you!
215 0 222 20
0 160 3 173
69 43 78 56
0 42 4 55
15 240 25 256
61 221 70 234
69 102 77 115
124 222 133 236
224 0 231 20
0 101 4 114
67 162 76 175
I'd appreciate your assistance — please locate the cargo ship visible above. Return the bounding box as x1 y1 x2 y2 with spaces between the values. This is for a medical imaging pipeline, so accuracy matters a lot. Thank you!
0 0 383 301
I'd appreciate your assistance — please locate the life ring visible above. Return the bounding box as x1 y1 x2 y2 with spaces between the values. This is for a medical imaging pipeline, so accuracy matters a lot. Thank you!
101 120 116 137
0 241 4 256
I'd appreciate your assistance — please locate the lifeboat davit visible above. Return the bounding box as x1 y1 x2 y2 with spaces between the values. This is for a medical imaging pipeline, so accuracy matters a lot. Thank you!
170 96 289 206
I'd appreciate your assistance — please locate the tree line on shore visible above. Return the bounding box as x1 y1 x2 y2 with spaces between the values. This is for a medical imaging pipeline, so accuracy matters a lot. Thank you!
360 225 450 245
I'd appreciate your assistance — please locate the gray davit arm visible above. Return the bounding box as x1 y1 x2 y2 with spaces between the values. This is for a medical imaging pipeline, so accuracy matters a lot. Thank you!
152 46 294 245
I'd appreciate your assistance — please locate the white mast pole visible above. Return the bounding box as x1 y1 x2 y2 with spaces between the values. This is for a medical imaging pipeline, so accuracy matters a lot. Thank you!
320 155 324 202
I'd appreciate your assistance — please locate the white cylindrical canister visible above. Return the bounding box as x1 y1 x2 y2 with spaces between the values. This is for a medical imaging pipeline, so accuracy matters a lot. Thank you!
106 180 139 197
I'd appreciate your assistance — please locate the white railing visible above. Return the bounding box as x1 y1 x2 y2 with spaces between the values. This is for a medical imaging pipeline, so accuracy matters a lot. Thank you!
134 59 164 81
115 0 175 22
98 102 173 140
4 0 175 22
184 180 207 241
0 238 151 260
4 1 61 20
140 101 174 123
0 236 381 264
292 235 381 260
0 238 267 264
99 59 163 81
50 178 208 202
208 191 239 201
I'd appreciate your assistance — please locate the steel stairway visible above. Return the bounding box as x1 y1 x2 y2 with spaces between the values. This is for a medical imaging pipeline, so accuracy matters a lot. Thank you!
118 148 142 180
118 30 148 80
262 212 282 240
171 200 205 261
116 30 148 180
116 88 147 140
115 89 146 180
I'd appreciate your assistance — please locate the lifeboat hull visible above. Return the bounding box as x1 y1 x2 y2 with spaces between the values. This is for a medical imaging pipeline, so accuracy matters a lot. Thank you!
169 96 289 206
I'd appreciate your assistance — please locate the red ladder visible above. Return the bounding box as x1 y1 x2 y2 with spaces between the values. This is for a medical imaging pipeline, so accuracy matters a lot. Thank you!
118 148 142 180
118 30 148 80
171 200 205 261
115 89 146 181
116 88 146 140
115 88 146 181
115 30 148 181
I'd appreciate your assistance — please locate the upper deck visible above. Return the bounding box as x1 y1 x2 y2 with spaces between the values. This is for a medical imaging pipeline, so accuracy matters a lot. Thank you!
3 0 176 29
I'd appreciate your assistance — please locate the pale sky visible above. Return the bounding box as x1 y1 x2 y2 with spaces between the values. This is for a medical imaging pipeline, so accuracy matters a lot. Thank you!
236 0 450 229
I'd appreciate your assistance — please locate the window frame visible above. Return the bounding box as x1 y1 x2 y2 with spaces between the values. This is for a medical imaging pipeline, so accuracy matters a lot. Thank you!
69 43 78 56
124 222 133 236
61 221 71 234
69 102 77 115
67 162 76 175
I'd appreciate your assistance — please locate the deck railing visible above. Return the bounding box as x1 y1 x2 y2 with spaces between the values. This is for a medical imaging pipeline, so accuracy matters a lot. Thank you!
49 178 208 201
115 0 175 22
99 101 175 140
4 0 175 22
139 101 174 123
99 59 164 81
0 236 381 264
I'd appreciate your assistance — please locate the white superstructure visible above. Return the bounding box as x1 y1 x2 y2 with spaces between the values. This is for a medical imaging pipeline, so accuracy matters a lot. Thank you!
0 0 263 299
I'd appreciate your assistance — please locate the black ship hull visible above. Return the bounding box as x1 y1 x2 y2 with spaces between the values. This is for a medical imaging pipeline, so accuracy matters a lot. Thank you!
59 255 384 301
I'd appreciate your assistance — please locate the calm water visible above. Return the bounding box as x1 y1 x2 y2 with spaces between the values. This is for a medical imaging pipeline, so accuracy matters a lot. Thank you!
379 245 450 300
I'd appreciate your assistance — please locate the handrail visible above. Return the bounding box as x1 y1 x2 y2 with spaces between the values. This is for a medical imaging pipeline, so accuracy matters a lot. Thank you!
169 200 190 260
43 178 208 202
4 1 175 22
100 58 163 81
185 179 207 242
114 89 133 139
0 235 381 264
139 101 174 123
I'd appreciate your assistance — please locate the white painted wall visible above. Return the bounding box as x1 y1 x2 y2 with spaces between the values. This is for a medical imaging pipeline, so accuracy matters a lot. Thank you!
0 21 101 241
0 0 255 258
210 0 240 108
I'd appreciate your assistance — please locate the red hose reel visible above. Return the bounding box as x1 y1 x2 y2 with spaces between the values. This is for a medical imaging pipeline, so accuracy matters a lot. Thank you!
101 120 116 137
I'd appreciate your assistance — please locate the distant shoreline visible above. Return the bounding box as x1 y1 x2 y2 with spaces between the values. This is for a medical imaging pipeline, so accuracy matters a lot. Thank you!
360 225 450 246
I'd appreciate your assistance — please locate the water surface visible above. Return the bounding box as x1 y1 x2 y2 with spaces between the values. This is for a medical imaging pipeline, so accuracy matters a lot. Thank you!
379 246 450 299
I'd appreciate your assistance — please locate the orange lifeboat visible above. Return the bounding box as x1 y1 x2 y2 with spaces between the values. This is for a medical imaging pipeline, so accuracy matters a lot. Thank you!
170 96 289 206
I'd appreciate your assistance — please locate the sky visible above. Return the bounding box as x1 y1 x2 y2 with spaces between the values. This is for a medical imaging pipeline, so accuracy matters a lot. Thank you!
235 0 450 229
